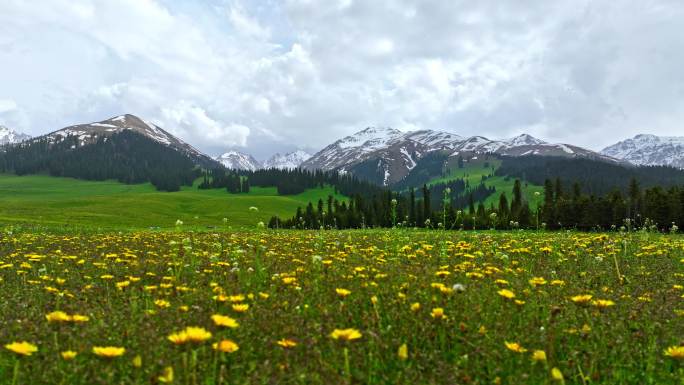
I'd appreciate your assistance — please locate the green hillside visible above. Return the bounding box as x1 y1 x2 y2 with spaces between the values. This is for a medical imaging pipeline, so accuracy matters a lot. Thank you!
429 155 544 209
0 174 345 230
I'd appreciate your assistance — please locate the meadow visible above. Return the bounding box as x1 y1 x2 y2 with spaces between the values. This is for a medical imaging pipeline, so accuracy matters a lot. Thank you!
0 174 344 230
1 228 682 384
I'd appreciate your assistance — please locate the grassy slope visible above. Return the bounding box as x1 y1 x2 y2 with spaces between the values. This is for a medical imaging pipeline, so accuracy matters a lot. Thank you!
0 174 344 229
428 156 544 209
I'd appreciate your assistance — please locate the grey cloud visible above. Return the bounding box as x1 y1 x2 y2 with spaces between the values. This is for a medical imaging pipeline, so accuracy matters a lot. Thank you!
0 0 683 156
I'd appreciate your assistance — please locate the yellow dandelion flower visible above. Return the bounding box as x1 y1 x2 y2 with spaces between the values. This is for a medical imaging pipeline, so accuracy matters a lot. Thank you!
551 367 565 383
167 331 188 345
430 308 445 319
46 311 71 322
498 289 515 299
276 339 298 348
330 328 362 341
336 288 351 297
531 350 547 362
397 343 408 361
410 302 421 312
211 314 239 328
570 294 593 304
61 350 78 360
592 299 615 308
664 345 684 360
5 341 38 356
213 339 239 353
232 304 249 313
184 327 212 343
71 314 90 322
504 341 527 353
92 346 125 358
158 366 174 383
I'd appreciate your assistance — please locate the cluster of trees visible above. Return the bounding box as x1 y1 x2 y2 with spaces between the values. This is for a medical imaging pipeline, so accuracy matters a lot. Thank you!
200 167 385 197
0 131 201 191
540 178 684 231
497 155 684 195
272 175 684 232
270 180 524 230
198 169 250 193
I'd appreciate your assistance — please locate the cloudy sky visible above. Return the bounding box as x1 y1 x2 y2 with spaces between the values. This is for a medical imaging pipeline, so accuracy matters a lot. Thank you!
1 0 683 159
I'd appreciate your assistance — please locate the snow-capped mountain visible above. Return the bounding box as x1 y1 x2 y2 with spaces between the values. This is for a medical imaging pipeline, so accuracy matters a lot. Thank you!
24 114 218 167
215 151 262 171
263 150 311 169
301 128 618 185
601 134 684 169
0 125 30 145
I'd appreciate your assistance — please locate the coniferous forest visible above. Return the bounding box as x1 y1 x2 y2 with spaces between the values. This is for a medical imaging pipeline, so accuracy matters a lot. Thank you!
0 131 203 191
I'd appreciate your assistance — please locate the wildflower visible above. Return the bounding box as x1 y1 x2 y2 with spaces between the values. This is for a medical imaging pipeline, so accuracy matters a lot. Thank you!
213 339 240 353
592 299 615 308
430 308 445 319
116 280 130 289
410 302 421 312
570 294 593 304
664 345 684 360
276 339 297 348
330 328 362 341
92 346 125 358
5 341 38 356
184 327 212 343
46 311 71 322
531 350 547 362
529 277 547 287
551 367 565 383
398 343 408 361
336 288 351 298
132 354 142 368
167 330 189 345
158 366 174 383
212 314 239 328
61 350 78 360
498 289 516 299
71 314 90 322
505 341 527 353
232 304 249 313
452 283 466 292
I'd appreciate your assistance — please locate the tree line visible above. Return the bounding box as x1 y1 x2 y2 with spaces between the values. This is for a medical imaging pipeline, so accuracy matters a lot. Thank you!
270 177 684 232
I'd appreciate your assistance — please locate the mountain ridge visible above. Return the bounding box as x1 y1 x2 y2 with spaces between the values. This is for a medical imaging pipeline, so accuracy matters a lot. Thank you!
300 127 621 185
601 134 684 169
0 125 31 145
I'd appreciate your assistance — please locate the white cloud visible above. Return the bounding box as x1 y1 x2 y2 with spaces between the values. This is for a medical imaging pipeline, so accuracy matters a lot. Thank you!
1 0 684 158
0 99 17 114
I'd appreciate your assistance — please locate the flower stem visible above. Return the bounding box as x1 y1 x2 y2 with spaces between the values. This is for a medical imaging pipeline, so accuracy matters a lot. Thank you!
343 347 351 384
11 359 20 385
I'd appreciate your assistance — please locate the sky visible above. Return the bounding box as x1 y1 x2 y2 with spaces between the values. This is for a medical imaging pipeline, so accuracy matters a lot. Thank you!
1 0 683 160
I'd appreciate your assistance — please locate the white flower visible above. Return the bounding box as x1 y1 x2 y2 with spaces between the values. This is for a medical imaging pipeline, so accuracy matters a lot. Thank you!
175 219 183 226
452 283 466 293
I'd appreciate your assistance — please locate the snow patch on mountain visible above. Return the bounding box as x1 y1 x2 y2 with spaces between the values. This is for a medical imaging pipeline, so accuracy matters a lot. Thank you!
263 150 311 169
215 151 262 171
0 125 31 145
601 134 684 169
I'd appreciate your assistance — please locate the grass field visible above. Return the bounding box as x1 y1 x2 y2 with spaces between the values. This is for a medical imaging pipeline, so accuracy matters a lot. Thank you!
0 174 345 230
0 228 683 384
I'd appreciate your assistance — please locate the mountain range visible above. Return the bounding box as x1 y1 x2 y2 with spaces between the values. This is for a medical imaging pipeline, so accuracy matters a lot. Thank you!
3 114 684 186
299 127 621 185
